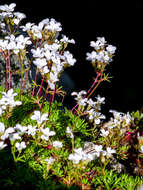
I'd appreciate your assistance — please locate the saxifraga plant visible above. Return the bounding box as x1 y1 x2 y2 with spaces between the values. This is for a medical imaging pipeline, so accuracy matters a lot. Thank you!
1 2 143 190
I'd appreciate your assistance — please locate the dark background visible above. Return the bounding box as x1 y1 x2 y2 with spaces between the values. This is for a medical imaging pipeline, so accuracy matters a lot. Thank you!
1 0 143 114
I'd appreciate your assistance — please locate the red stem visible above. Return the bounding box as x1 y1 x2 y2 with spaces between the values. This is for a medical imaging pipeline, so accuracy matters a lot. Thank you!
86 72 100 96
71 72 100 113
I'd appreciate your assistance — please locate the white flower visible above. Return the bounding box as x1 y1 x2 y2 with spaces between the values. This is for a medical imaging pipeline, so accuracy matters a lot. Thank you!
31 48 44 58
20 22 34 31
41 127 56 141
87 99 96 108
94 112 106 125
106 147 116 157
96 95 105 105
33 58 47 69
0 141 7 150
71 90 86 100
53 141 63 148
140 145 143 153
27 125 37 136
60 35 75 44
66 127 74 138
68 148 83 164
86 51 97 62
106 45 116 54
45 157 55 164
1 127 15 140
14 12 26 20
42 66 49 74
0 122 5 135
1 89 17 99
0 107 4 116
0 3 16 12
9 132 21 141
94 145 103 157
14 124 27 134
63 51 76 66
15 141 26 151
100 129 109 137
31 25 42 39
0 89 22 108
45 18 62 32
68 153 82 164
31 111 48 124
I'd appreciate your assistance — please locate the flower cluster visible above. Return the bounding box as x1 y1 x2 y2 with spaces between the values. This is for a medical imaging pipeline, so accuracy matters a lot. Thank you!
21 18 62 40
0 3 26 33
31 33 76 89
86 37 116 71
104 110 133 130
0 34 31 54
0 89 22 114
71 91 105 125
68 142 116 164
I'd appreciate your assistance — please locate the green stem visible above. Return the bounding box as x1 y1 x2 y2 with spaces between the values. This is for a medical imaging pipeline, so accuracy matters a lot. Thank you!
48 94 53 118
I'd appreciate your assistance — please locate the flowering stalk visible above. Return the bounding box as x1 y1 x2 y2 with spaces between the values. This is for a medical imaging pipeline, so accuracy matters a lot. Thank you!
41 83 49 110
32 70 38 96
87 71 104 99
71 72 102 113
23 67 30 94
86 72 100 96
8 50 11 89
38 78 44 99
51 83 56 103
48 94 53 118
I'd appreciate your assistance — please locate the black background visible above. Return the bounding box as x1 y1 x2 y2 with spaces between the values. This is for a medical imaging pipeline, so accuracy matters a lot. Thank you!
1 0 143 114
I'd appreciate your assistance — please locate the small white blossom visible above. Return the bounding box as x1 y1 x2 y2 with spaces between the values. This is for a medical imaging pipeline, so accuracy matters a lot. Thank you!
0 3 16 12
14 124 28 134
20 22 34 31
66 127 74 138
33 58 47 69
41 127 56 141
100 129 109 137
60 35 75 44
140 146 143 153
68 148 83 164
106 147 116 157
9 132 21 141
45 157 55 164
27 125 37 136
45 18 62 32
31 111 48 124
106 45 116 54
15 141 26 151
0 89 22 107
53 141 63 148
63 51 76 66
0 122 5 135
94 145 103 157
0 141 7 150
